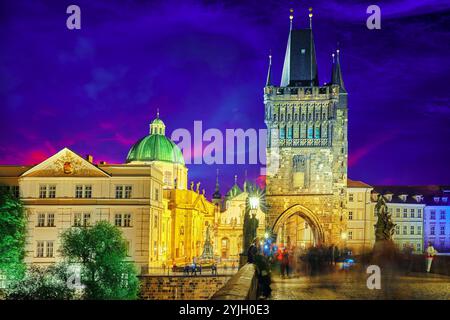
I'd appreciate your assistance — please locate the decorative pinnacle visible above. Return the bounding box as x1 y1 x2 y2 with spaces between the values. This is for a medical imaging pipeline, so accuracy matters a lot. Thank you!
309 7 313 28
289 8 294 20
332 53 335 63
234 175 238 184
156 108 160 118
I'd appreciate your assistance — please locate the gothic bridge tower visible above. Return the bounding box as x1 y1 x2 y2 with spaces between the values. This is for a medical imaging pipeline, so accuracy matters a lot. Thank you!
264 9 348 247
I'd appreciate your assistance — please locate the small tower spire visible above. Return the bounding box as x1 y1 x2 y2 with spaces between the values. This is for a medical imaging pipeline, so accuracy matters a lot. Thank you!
265 52 273 87
331 48 346 93
289 8 294 31
212 169 222 201
309 7 313 29
234 175 238 185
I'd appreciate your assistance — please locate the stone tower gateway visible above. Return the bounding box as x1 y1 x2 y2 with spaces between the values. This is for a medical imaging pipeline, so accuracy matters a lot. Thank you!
264 13 348 246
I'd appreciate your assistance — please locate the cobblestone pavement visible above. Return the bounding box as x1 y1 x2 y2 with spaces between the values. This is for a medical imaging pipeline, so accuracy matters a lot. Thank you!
270 271 450 300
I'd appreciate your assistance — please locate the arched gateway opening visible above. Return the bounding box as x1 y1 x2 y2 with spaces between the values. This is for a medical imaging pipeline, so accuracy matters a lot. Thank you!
272 204 325 249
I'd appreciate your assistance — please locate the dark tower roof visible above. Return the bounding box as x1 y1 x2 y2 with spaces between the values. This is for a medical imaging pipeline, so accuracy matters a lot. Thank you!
265 54 273 86
331 50 346 93
212 169 221 200
280 28 319 87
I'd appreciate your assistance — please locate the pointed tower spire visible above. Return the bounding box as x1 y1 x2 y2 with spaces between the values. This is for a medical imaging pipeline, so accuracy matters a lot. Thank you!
212 169 221 200
281 8 319 87
331 48 346 93
309 7 313 29
265 52 273 87
156 108 160 118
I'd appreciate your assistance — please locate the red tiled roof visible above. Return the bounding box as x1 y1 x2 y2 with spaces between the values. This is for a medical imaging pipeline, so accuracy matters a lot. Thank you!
347 178 372 188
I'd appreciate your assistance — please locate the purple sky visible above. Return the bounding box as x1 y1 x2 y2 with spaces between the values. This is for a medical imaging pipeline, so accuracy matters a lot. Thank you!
1 0 449 197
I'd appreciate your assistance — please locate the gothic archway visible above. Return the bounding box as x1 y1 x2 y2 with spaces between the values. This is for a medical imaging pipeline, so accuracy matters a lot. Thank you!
272 204 325 246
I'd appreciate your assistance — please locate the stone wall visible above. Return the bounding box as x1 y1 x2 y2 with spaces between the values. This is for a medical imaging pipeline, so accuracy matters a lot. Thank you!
139 275 231 300
211 264 258 300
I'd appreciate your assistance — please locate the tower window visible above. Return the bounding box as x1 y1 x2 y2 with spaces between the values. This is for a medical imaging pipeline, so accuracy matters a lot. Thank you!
314 127 321 138
279 127 286 139
307 127 313 139
287 127 293 139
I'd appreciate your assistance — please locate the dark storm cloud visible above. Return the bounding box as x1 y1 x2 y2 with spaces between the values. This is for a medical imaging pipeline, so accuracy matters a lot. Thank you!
0 0 449 195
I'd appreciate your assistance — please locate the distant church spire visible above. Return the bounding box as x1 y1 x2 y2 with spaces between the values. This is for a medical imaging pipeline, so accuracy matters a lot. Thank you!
309 7 313 29
280 7 319 87
212 169 221 200
265 52 273 86
331 48 346 93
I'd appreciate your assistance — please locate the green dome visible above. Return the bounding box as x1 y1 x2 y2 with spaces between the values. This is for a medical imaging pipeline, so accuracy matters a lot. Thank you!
126 134 185 165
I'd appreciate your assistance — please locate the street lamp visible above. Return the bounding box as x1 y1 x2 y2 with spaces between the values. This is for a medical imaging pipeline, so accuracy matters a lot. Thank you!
249 196 260 210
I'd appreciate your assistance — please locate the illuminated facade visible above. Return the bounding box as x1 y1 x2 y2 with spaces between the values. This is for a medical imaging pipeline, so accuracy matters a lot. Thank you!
0 115 214 273
264 13 348 247
213 177 265 265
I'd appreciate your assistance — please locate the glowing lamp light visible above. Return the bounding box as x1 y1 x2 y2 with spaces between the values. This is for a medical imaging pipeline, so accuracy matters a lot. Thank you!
341 232 348 240
249 196 260 210
264 232 269 239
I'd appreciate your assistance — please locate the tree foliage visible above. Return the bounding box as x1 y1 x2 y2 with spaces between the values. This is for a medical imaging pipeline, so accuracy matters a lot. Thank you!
6 264 76 300
60 221 139 299
0 191 27 283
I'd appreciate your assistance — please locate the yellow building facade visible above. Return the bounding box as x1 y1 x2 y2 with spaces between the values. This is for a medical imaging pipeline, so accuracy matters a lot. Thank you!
0 115 214 273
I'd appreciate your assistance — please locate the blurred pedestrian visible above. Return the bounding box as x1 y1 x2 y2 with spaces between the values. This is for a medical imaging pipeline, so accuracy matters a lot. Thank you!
426 242 438 273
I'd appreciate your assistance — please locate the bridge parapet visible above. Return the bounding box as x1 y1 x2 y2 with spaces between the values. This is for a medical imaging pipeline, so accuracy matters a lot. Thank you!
210 263 258 300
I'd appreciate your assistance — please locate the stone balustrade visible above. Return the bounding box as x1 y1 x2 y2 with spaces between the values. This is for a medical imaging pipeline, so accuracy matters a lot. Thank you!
210 263 258 300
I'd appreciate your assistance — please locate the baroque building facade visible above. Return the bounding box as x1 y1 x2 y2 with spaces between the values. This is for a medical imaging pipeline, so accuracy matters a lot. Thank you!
0 115 216 273
263 13 348 247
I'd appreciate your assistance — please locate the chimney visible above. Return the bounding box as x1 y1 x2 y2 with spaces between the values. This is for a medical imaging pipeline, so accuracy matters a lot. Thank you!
99 161 107 165
85 155 93 163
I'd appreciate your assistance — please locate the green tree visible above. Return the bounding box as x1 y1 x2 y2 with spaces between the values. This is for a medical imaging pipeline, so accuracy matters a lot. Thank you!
60 221 139 299
6 264 76 300
0 190 27 285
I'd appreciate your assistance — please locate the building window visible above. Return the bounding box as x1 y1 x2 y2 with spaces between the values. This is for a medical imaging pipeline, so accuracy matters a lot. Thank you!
74 213 82 227
410 209 415 218
349 193 354 202
115 214 122 227
287 127 293 139
48 185 56 198
119 185 130 199
430 226 435 235
440 210 446 220
153 241 158 257
348 211 353 220
36 241 44 258
155 188 160 201
403 226 407 235
85 185 92 198
115 185 124 199
440 225 445 235
154 215 158 229
396 208 400 218
75 185 83 198
46 241 54 258
37 213 45 227
348 231 353 240
417 243 421 252
417 226 422 235
439 239 445 248
83 213 91 226
395 225 400 235
125 241 131 256
123 214 131 227
430 210 436 220
403 209 407 218
410 226 414 235
47 213 55 227
39 185 47 198
418 209 422 218
314 127 320 139
279 127 285 139
307 127 313 139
